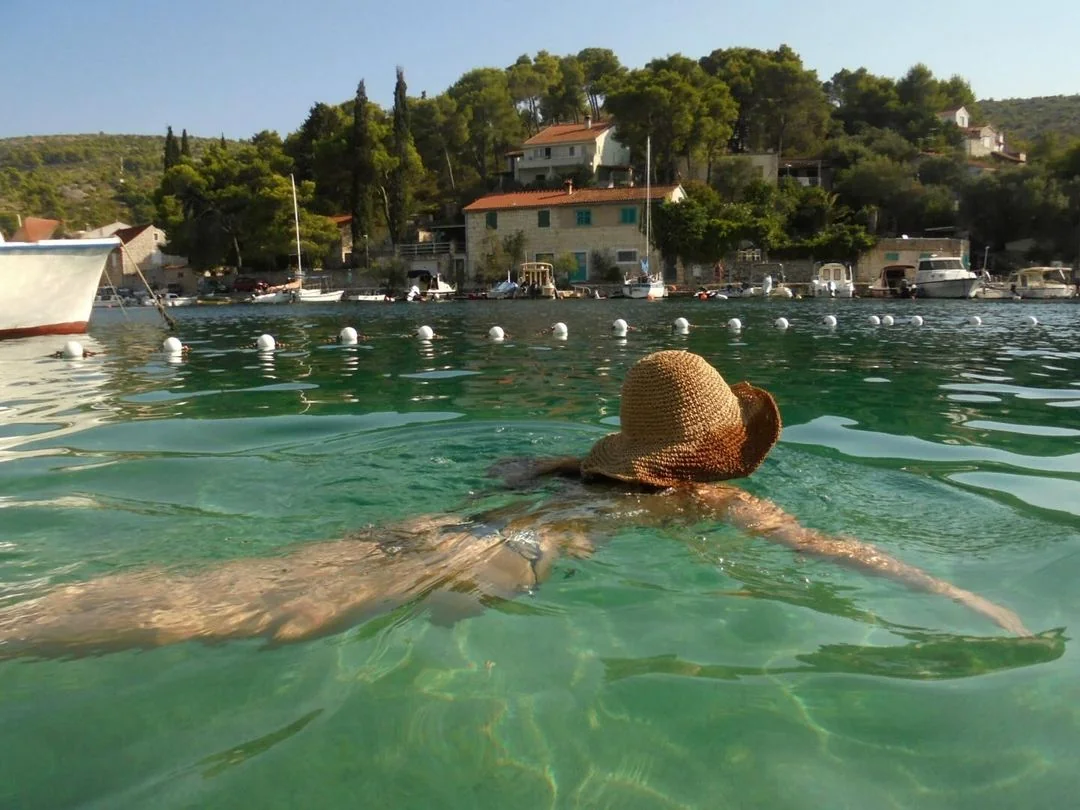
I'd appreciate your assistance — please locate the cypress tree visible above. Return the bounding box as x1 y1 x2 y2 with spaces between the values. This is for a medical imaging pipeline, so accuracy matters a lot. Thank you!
388 66 411 245
349 80 375 268
180 128 191 158
163 126 180 170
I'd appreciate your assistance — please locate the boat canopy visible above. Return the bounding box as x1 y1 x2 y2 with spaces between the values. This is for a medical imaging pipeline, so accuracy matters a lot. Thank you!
518 262 554 287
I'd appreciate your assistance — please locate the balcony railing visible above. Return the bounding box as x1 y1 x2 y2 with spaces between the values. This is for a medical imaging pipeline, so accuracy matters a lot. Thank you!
395 241 461 258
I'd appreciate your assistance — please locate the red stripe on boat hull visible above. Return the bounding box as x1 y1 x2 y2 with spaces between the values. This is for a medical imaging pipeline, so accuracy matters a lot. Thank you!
0 321 88 340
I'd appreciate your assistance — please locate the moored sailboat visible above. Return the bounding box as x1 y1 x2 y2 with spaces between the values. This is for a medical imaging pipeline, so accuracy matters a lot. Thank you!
622 136 666 300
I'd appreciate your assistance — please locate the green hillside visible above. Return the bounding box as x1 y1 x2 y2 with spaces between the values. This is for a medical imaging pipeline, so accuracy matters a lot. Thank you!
0 133 223 235
978 95 1080 142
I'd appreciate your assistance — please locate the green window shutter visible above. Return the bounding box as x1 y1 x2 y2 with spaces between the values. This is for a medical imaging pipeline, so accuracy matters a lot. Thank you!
620 207 637 224
576 209 591 226
486 211 498 229
537 210 550 228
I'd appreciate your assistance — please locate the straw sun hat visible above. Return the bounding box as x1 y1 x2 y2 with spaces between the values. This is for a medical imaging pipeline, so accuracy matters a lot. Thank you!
581 350 781 487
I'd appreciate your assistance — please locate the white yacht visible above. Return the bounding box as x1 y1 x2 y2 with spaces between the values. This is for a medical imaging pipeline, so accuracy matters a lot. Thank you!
811 263 855 298
405 270 456 301
913 255 981 299
1007 266 1075 299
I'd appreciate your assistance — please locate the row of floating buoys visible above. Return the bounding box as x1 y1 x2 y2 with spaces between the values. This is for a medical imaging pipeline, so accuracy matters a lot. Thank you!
133 311 1045 359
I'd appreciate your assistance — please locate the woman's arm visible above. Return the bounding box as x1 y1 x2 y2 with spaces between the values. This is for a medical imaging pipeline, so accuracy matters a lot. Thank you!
685 483 1031 636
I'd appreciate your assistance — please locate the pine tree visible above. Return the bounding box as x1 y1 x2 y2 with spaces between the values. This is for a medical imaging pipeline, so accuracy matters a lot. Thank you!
388 66 411 245
163 126 180 170
219 133 227 149
180 128 191 158
350 80 375 268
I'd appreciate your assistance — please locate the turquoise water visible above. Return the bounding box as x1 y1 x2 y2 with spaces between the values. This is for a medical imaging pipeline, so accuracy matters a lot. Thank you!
1 298 1078 809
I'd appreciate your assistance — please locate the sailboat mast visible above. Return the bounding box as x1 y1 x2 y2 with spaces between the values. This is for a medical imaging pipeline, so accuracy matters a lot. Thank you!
645 136 651 275
290 173 303 281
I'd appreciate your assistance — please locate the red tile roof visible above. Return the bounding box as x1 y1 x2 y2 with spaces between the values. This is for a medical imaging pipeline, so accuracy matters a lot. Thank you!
12 217 61 242
463 184 681 213
329 214 352 224
523 120 614 146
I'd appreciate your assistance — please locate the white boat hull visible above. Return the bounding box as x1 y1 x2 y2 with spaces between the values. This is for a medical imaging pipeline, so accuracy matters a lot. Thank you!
916 277 981 298
0 238 119 339
250 291 294 304
811 281 855 298
297 289 344 302
622 280 667 299
1018 287 1074 299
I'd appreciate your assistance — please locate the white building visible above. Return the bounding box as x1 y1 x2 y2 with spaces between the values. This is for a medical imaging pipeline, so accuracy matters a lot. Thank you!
511 117 632 186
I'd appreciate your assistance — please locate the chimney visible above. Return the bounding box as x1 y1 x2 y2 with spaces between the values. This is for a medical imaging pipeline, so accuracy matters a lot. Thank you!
584 114 592 130
564 178 574 195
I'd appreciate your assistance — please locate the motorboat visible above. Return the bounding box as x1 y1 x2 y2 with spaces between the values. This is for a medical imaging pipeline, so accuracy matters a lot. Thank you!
622 269 667 299
250 289 295 304
868 264 917 298
93 290 127 308
345 289 394 302
1007 266 1076 299
488 271 519 300
405 269 456 301
749 273 793 298
518 262 557 299
811 262 855 298
913 255 981 299
296 285 344 303
162 293 197 307
0 233 120 339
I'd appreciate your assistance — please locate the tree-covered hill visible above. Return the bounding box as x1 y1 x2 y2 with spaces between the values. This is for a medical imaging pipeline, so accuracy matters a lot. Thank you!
0 132 226 234
979 95 1080 142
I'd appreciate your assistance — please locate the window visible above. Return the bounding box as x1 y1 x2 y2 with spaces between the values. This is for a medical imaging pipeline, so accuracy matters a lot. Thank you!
884 252 899 261
537 210 550 228
616 249 638 264
544 147 551 159
575 209 592 226
569 146 576 157
485 211 498 230
535 252 555 264
619 207 637 225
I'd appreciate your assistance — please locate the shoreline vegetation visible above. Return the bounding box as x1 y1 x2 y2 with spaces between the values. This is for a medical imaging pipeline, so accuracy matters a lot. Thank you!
2 48 1078 285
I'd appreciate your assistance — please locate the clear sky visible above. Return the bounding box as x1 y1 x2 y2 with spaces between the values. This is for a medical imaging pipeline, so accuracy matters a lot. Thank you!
2 0 1077 140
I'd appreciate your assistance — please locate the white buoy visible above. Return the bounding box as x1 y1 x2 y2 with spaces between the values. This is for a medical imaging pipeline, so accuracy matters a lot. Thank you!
61 340 84 359
552 322 568 338
822 314 838 328
256 334 276 352
1024 315 1038 326
416 325 434 340
163 336 184 354
910 315 924 327
881 315 894 327
339 327 358 345
612 318 628 337
968 315 983 326
868 315 881 326
727 318 742 331
673 317 690 334
774 317 789 330
488 325 505 341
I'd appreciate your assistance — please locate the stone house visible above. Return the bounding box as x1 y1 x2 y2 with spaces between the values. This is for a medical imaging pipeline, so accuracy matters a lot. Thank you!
100 224 188 290
463 181 686 286
511 117 632 186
